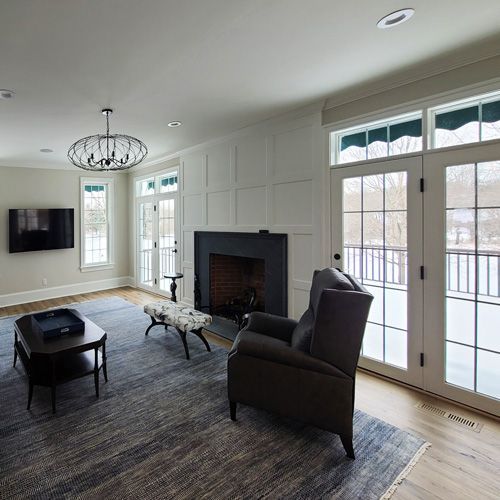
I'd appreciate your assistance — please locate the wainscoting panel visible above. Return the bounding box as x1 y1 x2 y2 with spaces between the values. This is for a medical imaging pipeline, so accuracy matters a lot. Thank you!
292 233 314 282
273 180 313 226
182 153 204 193
183 194 204 226
207 191 231 226
234 137 268 183
206 145 231 188
235 186 267 226
183 230 194 263
273 124 313 175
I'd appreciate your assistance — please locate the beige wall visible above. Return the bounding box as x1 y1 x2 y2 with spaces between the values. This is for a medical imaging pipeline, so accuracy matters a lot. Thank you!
0 166 129 301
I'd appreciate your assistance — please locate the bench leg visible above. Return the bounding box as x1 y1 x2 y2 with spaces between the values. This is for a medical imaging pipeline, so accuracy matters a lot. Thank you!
145 316 163 336
175 327 190 360
193 328 211 352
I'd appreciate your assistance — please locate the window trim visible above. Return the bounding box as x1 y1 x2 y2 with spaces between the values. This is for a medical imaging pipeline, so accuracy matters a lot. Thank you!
80 177 114 272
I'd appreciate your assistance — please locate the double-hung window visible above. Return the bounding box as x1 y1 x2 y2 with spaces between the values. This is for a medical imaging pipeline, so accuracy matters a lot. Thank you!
80 178 114 270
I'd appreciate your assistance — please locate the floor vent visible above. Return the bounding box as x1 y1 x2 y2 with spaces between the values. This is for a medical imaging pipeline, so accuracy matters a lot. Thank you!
415 402 483 432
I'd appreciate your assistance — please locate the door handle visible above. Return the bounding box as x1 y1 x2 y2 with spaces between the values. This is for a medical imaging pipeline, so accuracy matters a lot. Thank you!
333 253 341 260
172 249 178 253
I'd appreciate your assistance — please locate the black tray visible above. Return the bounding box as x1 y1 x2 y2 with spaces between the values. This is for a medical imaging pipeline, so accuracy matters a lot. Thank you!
31 309 85 339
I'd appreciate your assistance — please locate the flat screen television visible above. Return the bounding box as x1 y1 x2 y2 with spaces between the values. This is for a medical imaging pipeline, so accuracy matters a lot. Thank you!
9 208 74 253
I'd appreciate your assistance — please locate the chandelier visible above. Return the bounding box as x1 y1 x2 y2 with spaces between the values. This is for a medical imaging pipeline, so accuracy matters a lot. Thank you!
68 108 147 171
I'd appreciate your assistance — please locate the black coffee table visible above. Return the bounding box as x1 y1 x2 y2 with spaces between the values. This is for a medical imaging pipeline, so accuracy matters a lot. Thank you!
13 309 107 413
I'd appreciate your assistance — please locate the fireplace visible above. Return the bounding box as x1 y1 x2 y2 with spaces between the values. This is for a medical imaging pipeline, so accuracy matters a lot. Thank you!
194 231 287 340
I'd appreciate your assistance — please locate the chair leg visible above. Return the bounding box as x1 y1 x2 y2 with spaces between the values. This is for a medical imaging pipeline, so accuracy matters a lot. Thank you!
193 328 211 352
230 401 237 421
144 317 162 336
27 380 33 410
340 434 355 459
175 328 190 360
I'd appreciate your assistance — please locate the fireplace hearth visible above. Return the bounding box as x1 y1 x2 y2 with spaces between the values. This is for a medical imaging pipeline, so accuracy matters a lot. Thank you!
194 231 287 340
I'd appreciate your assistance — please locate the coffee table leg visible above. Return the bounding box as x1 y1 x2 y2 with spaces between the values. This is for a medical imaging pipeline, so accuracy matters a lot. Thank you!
102 341 108 383
27 380 33 410
13 332 18 367
51 360 56 414
94 348 99 398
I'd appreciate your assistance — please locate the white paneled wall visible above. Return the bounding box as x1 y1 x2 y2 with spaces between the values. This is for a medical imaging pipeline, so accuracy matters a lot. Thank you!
180 112 325 319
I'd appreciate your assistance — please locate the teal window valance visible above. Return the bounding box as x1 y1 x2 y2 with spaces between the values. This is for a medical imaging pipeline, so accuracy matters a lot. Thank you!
340 118 422 151
161 176 178 186
341 131 366 151
435 105 479 131
483 100 500 123
368 127 387 144
84 185 105 192
389 119 422 141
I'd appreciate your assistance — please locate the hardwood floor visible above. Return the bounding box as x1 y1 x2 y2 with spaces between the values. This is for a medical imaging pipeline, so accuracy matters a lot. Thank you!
1 286 499 499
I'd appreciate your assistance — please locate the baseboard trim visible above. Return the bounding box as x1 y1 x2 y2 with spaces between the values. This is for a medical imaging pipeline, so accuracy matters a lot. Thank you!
0 276 135 308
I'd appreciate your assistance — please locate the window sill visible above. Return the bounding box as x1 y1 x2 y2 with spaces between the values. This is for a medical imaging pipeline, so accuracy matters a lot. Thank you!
80 263 115 273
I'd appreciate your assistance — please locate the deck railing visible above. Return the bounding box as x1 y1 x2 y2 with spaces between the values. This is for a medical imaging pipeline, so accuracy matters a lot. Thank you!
344 244 500 298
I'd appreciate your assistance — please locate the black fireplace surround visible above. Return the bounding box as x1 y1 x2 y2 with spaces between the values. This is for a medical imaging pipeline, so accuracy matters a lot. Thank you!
194 231 288 318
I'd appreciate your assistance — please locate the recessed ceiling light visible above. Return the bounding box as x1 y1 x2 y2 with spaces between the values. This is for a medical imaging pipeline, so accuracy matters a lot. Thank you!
377 8 415 29
0 89 15 99
167 121 182 128
40 148 54 153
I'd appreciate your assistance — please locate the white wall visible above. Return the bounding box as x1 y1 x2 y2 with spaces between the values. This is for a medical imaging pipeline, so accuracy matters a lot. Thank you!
0 166 130 306
178 110 326 319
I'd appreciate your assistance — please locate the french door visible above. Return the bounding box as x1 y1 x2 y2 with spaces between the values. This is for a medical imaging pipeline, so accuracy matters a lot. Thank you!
331 149 500 416
137 195 179 295
424 142 500 415
331 156 424 387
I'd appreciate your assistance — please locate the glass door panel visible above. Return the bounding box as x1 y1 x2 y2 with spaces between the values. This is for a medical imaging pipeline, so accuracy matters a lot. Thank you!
331 156 423 387
158 198 178 292
445 161 500 400
138 202 154 288
424 143 500 416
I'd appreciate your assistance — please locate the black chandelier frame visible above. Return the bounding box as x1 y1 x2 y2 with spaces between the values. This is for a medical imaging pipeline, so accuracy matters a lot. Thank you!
68 109 148 171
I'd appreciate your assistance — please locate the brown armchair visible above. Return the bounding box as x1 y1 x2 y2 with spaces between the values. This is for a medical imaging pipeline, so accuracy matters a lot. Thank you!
227 268 373 458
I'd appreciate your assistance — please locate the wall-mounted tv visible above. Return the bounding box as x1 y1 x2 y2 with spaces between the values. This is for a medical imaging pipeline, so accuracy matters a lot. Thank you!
9 208 74 253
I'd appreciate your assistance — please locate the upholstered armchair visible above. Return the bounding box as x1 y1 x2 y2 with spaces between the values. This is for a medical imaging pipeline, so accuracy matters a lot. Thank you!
227 268 373 458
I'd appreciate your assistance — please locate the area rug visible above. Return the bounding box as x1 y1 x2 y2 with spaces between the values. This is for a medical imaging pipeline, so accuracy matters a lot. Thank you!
0 297 429 499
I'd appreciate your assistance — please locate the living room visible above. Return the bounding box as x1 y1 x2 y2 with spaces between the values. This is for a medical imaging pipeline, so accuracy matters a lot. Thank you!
1 1 499 498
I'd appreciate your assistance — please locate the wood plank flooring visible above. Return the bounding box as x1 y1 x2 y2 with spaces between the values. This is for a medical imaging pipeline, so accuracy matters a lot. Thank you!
1 286 499 499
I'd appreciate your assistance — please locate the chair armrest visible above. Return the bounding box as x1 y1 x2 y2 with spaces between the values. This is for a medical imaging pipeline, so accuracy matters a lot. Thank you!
231 330 350 379
243 311 298 342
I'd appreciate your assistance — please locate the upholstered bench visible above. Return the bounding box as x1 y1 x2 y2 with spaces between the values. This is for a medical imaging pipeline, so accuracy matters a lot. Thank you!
144 301 212 360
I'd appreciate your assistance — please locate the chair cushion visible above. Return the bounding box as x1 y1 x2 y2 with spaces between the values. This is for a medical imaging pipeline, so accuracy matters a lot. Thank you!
290 268 354 352
144 301 212 332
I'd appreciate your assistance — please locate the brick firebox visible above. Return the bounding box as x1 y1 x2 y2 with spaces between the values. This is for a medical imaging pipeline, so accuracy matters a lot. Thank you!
209 253 265 312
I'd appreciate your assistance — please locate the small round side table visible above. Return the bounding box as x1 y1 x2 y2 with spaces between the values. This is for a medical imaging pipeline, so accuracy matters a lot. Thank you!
164 272 184 303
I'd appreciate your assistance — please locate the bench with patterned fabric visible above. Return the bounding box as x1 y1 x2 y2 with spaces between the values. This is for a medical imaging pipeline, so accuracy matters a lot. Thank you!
144 301 212 360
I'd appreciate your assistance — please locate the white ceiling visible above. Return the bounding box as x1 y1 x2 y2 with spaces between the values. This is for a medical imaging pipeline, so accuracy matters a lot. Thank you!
1 0 500 169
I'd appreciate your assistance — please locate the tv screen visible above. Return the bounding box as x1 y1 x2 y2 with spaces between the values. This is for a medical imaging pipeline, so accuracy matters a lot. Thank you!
9 208 74 253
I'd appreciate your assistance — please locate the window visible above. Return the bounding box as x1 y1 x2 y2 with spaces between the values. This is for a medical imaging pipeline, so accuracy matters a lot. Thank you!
431 92 500 148
332 113 422 165
135 170 178 197
81 178 113 269
158 172 178 193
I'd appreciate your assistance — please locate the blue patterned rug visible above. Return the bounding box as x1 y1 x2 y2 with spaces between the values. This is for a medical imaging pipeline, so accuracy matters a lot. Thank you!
0 297 429 499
